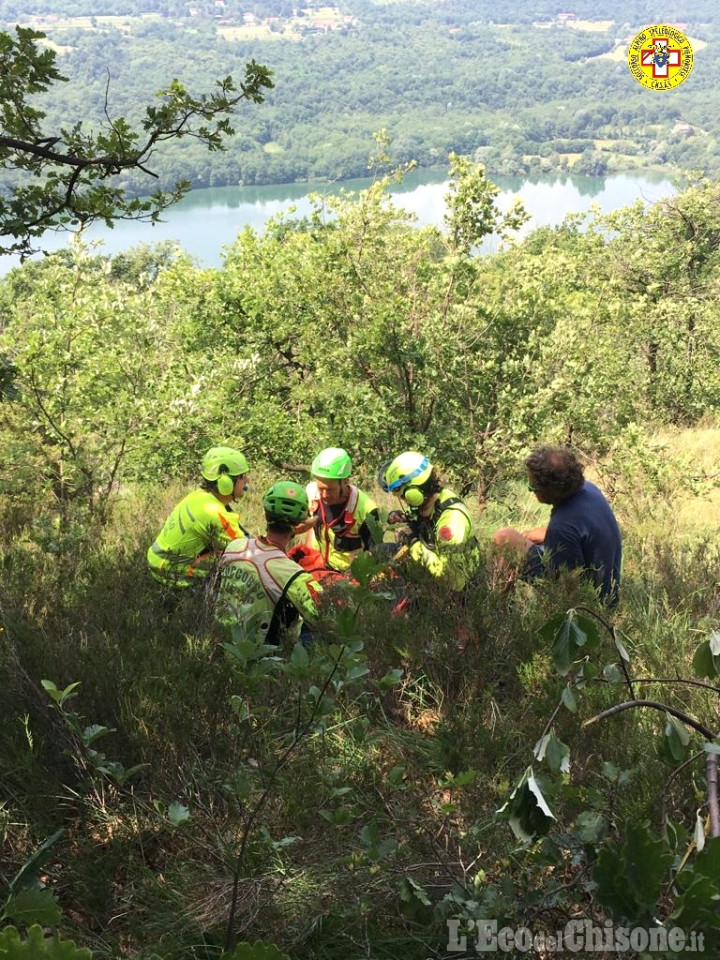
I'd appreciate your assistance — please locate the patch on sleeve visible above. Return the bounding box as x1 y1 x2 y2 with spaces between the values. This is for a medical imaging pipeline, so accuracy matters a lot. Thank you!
438 525 454 542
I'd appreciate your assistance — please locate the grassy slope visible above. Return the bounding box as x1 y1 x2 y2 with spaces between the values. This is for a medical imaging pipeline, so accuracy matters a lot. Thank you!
2 426 720 956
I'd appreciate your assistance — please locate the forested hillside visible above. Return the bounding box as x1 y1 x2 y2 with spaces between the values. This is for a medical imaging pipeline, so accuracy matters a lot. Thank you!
1 0 718 191
2 161 720 957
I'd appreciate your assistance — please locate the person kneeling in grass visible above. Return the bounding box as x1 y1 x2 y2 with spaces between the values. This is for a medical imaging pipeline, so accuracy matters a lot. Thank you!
493 445 622 606
215 481 322 646
292 446 380 575
377 451 480 593
147 445 250 590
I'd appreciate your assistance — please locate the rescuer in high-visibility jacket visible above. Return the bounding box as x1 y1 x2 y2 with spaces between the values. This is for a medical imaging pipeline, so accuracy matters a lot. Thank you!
147 446 250 588
377 451 480 592
215 481 321 645
295 447 380 574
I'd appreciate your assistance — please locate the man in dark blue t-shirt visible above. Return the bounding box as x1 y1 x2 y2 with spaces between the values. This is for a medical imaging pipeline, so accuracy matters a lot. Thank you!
494 446 622 605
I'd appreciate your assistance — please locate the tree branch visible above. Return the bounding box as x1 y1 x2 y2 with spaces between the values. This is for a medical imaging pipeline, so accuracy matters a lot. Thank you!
0 134 120 168
584 700 716 741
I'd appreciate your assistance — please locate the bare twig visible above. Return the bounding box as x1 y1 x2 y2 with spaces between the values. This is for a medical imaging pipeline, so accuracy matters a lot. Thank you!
631 676 720 695
584 699 716 741
661 750 706 834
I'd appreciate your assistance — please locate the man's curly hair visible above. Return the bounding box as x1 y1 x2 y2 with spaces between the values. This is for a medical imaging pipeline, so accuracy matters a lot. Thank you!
525 446 584 498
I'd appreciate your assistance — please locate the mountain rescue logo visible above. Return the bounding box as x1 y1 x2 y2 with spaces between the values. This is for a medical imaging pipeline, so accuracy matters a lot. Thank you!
627 24 693 90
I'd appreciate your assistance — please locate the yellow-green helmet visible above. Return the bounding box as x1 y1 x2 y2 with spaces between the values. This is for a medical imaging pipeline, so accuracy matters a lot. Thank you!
201 446 249 483
381 452 433 506
311 447 352 480
263 481 309 524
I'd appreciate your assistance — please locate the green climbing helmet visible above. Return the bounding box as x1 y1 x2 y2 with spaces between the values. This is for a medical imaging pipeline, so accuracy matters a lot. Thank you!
201 446 249 482
262 481 309 523
311 447 352 480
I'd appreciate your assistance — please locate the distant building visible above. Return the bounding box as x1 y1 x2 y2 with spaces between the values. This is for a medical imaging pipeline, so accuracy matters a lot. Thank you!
672 122 694 137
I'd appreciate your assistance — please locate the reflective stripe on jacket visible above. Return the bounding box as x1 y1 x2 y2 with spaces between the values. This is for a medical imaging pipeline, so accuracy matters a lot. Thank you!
147 488 246 588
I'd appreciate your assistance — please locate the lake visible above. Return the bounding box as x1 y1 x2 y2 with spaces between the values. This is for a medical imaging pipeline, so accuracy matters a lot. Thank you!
0 167 676 274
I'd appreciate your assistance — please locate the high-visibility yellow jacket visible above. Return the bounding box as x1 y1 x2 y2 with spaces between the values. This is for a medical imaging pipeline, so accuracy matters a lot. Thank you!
406 488 480 591
306 482 379 573
147 488 247 588
215 536 321 644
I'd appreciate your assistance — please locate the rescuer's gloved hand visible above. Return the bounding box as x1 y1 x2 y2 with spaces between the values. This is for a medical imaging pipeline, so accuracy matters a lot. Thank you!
395 524 417 547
